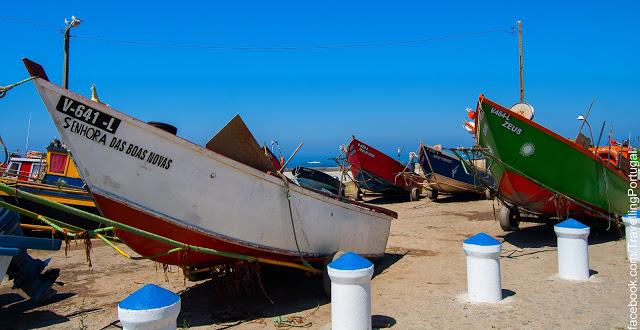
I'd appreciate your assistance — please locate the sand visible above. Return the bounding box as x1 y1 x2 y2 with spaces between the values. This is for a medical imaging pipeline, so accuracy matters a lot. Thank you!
0 196 630 329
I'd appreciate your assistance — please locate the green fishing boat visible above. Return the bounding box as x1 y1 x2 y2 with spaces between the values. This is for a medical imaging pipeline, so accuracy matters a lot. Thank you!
473 95 636 230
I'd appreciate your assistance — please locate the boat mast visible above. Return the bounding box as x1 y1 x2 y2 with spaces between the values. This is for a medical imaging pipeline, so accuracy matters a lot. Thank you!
518 20 524 103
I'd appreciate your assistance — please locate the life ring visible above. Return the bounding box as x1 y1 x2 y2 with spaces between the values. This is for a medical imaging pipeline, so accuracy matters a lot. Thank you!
594 147 618 166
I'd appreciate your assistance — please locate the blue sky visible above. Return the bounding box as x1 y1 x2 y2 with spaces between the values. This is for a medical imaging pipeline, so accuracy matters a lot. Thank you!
1 1 637 163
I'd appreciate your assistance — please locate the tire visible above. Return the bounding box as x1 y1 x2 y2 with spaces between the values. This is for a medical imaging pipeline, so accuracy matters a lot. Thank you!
499 204 520 231
322 251 348 298
427 189 438 201
409 187 421 201
356 189 364 201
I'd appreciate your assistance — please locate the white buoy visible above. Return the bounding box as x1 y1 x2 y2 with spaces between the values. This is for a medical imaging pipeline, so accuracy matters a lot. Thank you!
554 219 590 281
624 211 640 262
118 284 181 330
327 251 374 330
463 232 502 303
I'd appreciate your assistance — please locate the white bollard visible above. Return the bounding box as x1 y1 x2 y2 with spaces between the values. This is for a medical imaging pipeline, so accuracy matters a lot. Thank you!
623 211 640 262
327 252 374 330
463 232 502 303
118 284 181 330
554 219 590 281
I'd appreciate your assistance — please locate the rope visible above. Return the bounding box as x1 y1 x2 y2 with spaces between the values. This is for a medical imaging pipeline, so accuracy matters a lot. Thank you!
277 171 312 268
0 76 37 98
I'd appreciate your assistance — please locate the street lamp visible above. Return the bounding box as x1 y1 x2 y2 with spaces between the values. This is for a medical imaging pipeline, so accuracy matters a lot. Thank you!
577 114 594 147
63 16 82 89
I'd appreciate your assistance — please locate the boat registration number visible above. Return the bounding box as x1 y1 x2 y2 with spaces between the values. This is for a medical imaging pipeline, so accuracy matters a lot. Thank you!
56 96 121 134
490 107 522 135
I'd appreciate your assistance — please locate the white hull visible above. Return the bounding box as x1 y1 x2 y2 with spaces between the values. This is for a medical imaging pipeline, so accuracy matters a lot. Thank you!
33 78 392 259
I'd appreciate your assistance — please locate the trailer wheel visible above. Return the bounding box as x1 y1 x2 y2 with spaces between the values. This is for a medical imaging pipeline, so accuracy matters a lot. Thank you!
499 204 520 231
410 187 421 201
322 251 348 298
427 189 438 201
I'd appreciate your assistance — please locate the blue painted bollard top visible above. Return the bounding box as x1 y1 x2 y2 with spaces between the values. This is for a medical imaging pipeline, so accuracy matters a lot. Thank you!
328 252 373 270
555 219 589 230
464 232 501 246
119 284 180 310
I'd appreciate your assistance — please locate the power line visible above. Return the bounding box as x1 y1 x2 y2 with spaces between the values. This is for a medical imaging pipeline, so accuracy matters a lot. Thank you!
72 26 515 51
0 15 514 51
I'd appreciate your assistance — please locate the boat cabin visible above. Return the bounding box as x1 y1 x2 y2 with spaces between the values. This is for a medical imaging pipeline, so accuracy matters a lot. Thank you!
1 152 45 182
41 140 84 188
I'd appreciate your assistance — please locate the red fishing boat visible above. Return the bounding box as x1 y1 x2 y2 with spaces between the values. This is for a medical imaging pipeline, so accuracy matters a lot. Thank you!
347 137 424 201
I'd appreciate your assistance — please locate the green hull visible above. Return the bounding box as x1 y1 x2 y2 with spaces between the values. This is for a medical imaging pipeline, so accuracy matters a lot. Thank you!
476 96 633 220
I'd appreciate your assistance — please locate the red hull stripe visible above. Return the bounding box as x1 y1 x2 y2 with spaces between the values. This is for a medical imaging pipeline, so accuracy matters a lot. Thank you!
92 194 323 266
499 170 606 217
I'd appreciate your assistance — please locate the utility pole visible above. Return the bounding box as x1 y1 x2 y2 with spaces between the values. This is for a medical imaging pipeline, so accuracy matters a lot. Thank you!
517 20 524 103
63 16 82 89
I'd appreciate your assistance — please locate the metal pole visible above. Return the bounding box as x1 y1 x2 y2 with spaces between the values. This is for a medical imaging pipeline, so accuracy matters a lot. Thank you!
518 20 524 103
63 25 71 89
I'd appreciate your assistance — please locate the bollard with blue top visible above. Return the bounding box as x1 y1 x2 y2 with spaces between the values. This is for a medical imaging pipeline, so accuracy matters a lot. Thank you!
623 211 639 263
554 219 590 280
327 252 374 330
463 232 502 303
118 284 181 330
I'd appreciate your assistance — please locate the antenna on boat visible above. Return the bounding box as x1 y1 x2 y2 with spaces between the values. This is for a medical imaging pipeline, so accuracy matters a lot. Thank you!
517 20 524 103
595 121 606 148
25 112 32 152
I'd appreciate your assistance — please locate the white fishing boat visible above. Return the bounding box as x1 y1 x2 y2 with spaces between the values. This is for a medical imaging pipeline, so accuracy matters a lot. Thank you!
23 58 394 268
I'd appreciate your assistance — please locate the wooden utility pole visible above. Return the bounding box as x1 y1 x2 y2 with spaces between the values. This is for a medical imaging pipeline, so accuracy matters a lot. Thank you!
518 20 524 103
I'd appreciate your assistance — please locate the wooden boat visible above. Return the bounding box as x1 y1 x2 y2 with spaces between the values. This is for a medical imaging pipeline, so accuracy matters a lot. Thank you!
347 137 424 201
417 144 493 200
0 140 100 230
23 59 394 268
292 166 343 196
473 95 635 230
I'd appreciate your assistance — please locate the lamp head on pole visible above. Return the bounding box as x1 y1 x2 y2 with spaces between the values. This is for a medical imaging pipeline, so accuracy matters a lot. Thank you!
64 16 82 28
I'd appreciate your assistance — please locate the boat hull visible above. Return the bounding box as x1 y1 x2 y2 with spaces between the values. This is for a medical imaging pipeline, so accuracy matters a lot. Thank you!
347 138 423 195
30 77 392 267
476 95 633 220
0 180 100 230
418 144 491 195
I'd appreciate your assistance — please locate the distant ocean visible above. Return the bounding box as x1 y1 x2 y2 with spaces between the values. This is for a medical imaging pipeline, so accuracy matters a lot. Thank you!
283 155 341 170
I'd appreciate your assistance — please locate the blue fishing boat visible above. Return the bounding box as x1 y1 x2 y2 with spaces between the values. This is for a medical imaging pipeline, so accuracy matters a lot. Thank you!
418 144 493 200
292 166 343 196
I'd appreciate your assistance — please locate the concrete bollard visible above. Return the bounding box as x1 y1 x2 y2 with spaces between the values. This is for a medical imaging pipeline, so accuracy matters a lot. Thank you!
118 284 181 330
623 211 640 262
463 232 502 303
554 219 590 281
327 252 374 330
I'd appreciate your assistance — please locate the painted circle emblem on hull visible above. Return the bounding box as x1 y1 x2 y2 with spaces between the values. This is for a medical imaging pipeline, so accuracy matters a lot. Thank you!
520 142 535 157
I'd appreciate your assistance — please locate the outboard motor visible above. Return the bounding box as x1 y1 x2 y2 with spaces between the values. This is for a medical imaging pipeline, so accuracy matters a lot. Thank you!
0 208 59 300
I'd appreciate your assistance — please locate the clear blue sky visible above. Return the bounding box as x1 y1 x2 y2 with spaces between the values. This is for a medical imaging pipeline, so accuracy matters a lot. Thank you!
1 1 638 163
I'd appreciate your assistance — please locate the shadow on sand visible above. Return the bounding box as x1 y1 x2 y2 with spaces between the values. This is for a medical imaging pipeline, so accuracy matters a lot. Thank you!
432 194 484 204
176 252 405 328
500 223 623 249
0 291 76 329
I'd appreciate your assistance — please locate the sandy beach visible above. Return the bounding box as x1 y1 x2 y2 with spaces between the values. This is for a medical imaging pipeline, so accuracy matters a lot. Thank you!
1 196 629 329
